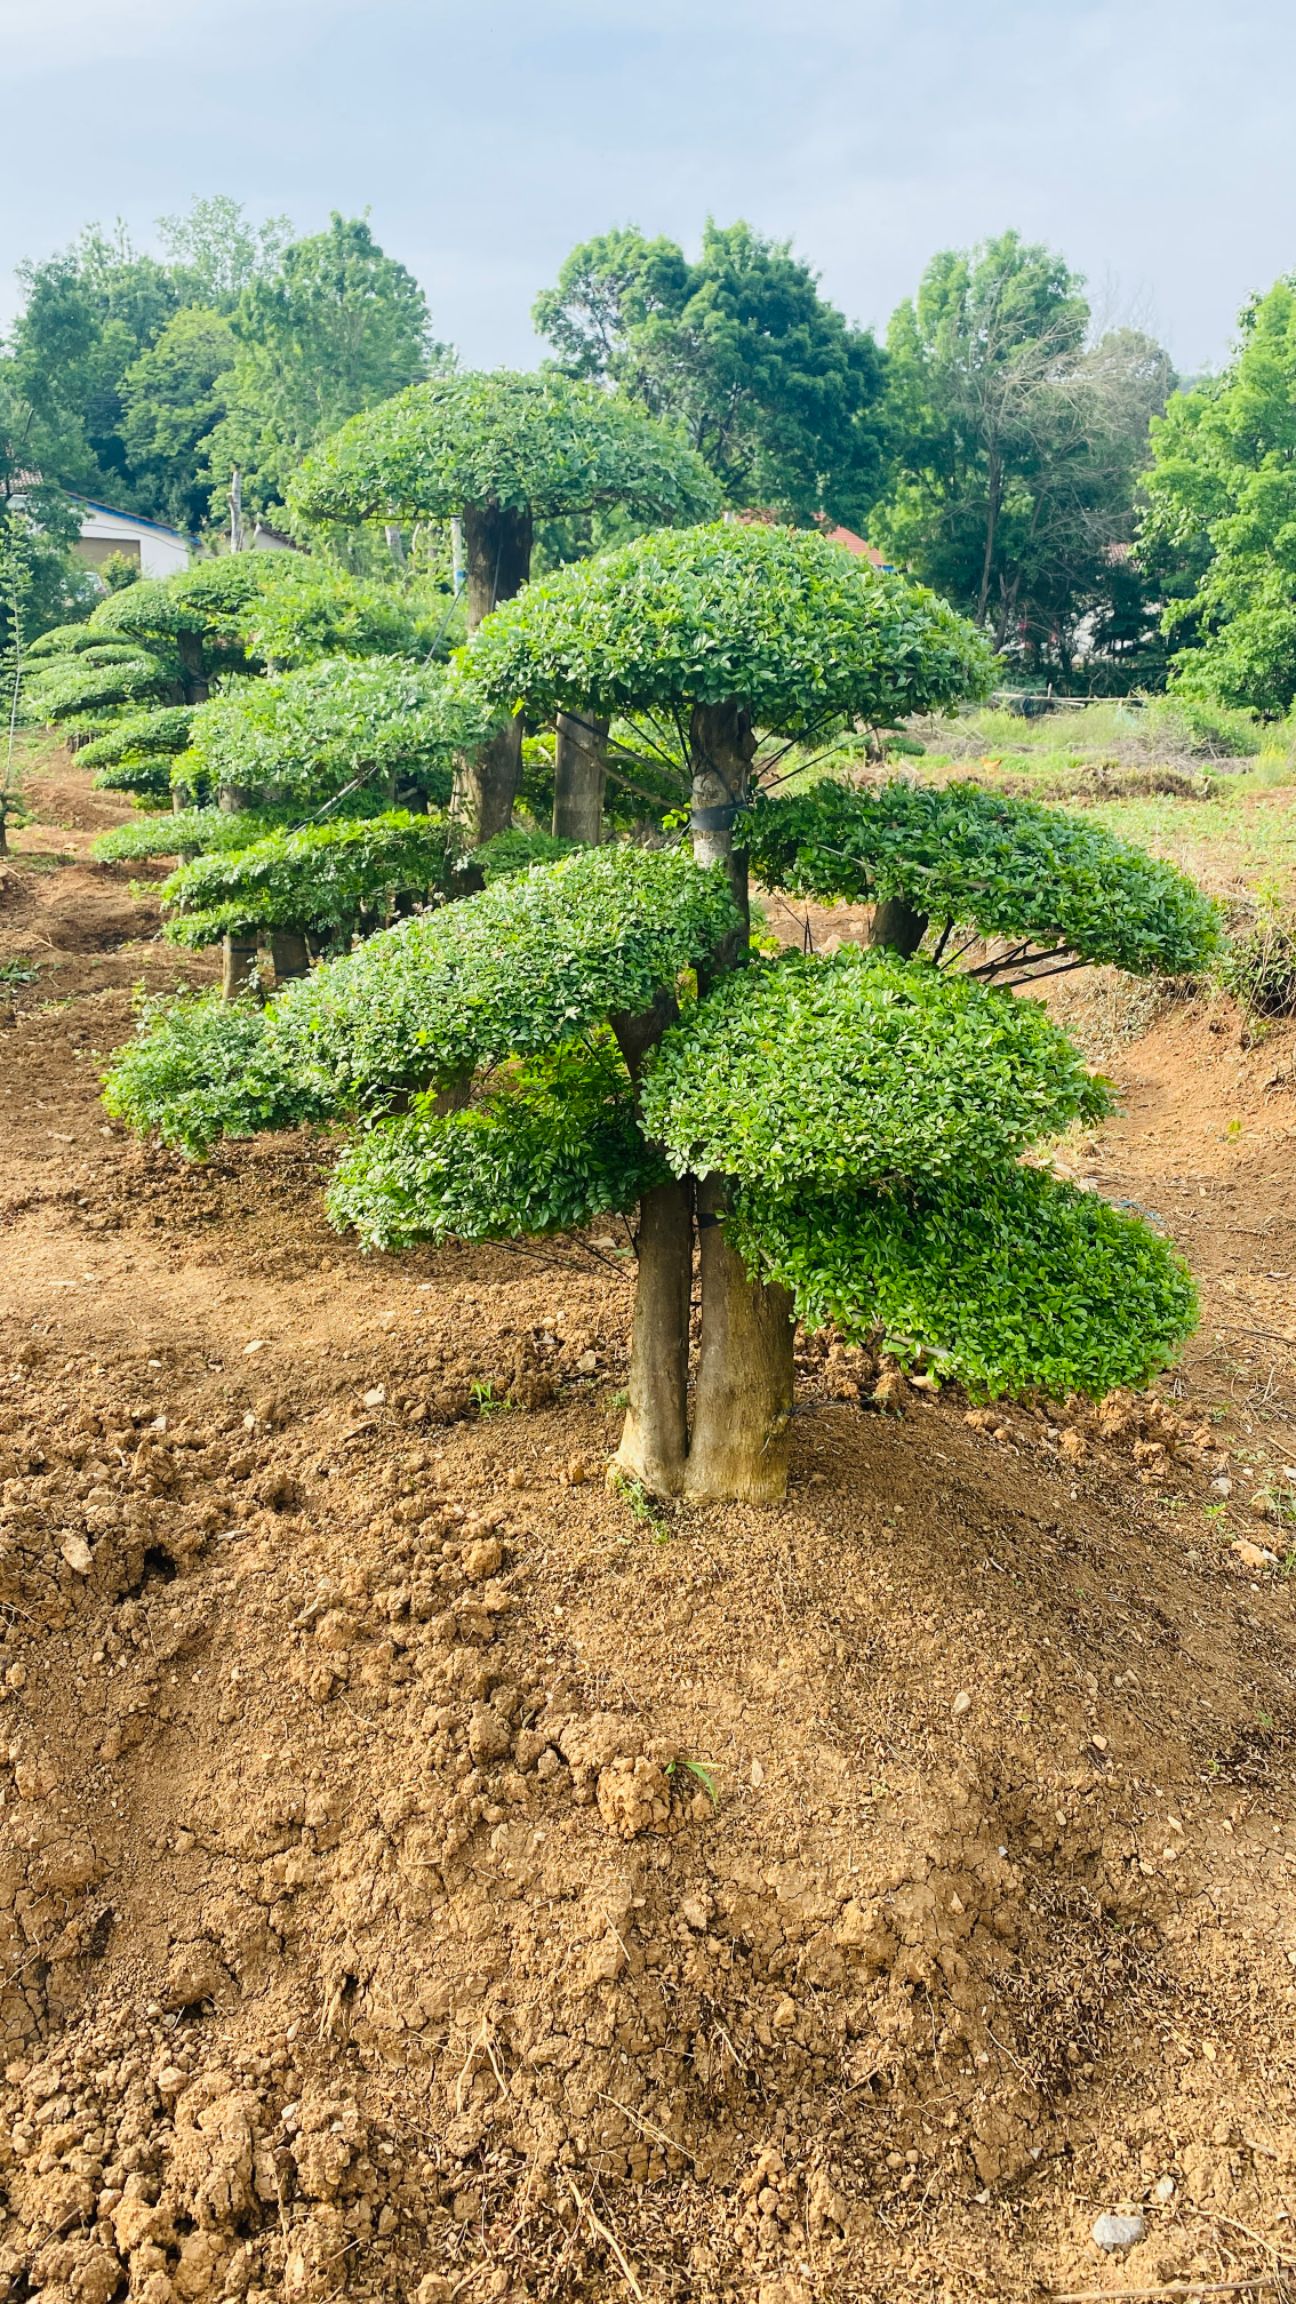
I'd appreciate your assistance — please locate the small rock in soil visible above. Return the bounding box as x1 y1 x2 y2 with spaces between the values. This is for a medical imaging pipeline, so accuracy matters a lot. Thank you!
1092 2211 1147 2251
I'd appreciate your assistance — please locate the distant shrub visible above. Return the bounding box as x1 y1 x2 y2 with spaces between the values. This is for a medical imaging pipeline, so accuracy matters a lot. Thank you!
1220 897 1296 1018
1148 695 1263 759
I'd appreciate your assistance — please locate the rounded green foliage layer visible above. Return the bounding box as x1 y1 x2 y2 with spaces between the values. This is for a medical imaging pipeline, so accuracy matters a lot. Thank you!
271 845 740 1108
159 812 452 945
328 1040 658 1251
103 996 333 1159
79 708 196 775
27 622 107 661
642 948 1111 1193
473 828 580 883
746 779 1221 977
183 657 482 806
89 555 420 668
26 649 173 724
460 521 993 729
92 556 289 642
93 808 296 865
732 1166 1197 1397
290 369 722 526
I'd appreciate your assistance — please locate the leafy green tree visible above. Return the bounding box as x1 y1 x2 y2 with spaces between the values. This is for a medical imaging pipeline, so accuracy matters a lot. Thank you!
156 197 292 310
292 372 721 840
1139 278 1296 713
534 221 887 527
207 215 445 521
874 234 1172 679
5 224 181 509
101 523 1214 1501
120 307 238 531
0 381 96 652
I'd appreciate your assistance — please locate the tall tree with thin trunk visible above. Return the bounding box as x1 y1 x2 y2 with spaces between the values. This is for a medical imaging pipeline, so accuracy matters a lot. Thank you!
289 372 720 844
104 526 1216 1501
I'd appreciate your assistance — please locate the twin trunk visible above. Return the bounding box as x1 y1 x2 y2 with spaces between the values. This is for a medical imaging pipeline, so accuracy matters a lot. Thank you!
612 701 930 1501
452 504 612 850
613 701 796 1504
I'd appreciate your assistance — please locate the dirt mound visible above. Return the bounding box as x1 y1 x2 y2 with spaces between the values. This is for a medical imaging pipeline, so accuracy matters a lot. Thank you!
1 748 1295 2301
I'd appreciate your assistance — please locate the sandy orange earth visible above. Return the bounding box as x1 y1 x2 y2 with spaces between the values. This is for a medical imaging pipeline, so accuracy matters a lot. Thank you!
0 747 1293 2303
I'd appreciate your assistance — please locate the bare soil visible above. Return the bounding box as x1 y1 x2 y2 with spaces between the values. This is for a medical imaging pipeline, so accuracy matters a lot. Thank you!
1 750 1294 2304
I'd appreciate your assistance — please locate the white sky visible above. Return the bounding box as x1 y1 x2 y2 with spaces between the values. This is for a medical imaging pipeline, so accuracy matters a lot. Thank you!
0 0 1290 375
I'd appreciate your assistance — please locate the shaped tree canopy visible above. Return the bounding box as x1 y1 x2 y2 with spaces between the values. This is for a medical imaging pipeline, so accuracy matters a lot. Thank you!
106 844 1198 1501
157 812 454 952
24 553 426 753
291 370 722 552
292 374 726 843
463 518 990 732
105 524 1207 1507
181 654 489 808
745 779 1220 979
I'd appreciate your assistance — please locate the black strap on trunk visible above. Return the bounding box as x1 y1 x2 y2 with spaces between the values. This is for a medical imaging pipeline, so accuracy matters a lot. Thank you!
689 800 747 833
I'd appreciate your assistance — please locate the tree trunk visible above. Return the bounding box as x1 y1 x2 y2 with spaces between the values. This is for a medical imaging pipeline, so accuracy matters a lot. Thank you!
615 1180 693 1496
688 699 756 970
269 929 310 983
976 447 1002 627
684 1175 795 1504
868 897 929 957
217 786 251 1000
451 717 524 849
552 712 608 844
462 501 533 634
611 995 692 1495
613 702 806 1504
450 501 534 847
177 631 209 706
222 934 258 1000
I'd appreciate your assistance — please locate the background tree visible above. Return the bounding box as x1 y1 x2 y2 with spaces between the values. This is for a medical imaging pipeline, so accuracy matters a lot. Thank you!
291 373 721 841
534 220 887 528
119 307 238 532
873 233 1173 682
155 196 292 308
0 202 443 541
206 215 446 523
1138 277 1296 714
0 377 96 650
3 224 180 512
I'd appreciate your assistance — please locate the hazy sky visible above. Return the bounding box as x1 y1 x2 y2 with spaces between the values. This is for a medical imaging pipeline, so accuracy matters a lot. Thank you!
1 0 1291 374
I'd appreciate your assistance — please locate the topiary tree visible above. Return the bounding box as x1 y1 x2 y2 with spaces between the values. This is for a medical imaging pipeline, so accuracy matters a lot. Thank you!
22 554 428 777
156 812 455 981
76 707 198 799
162 654 490 994
288 371 722 842
103 526 1217 1503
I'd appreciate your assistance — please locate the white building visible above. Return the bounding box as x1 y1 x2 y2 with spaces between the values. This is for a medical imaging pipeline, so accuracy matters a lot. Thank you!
69 498 192 581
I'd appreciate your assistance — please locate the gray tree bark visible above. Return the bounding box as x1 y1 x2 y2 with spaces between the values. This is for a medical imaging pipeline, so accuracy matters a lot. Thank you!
552 712 608 844
449 500 535 847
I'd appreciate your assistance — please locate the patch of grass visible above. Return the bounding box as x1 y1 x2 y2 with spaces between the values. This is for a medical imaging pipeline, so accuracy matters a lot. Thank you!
0 958 38 987
469 1378 513 1420
667 1756 718 1806
607 1465 669 1533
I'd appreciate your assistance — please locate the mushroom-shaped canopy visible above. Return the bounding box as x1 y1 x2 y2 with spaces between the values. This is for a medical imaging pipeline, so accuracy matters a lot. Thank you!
289 370 722 527
460 520 992 734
